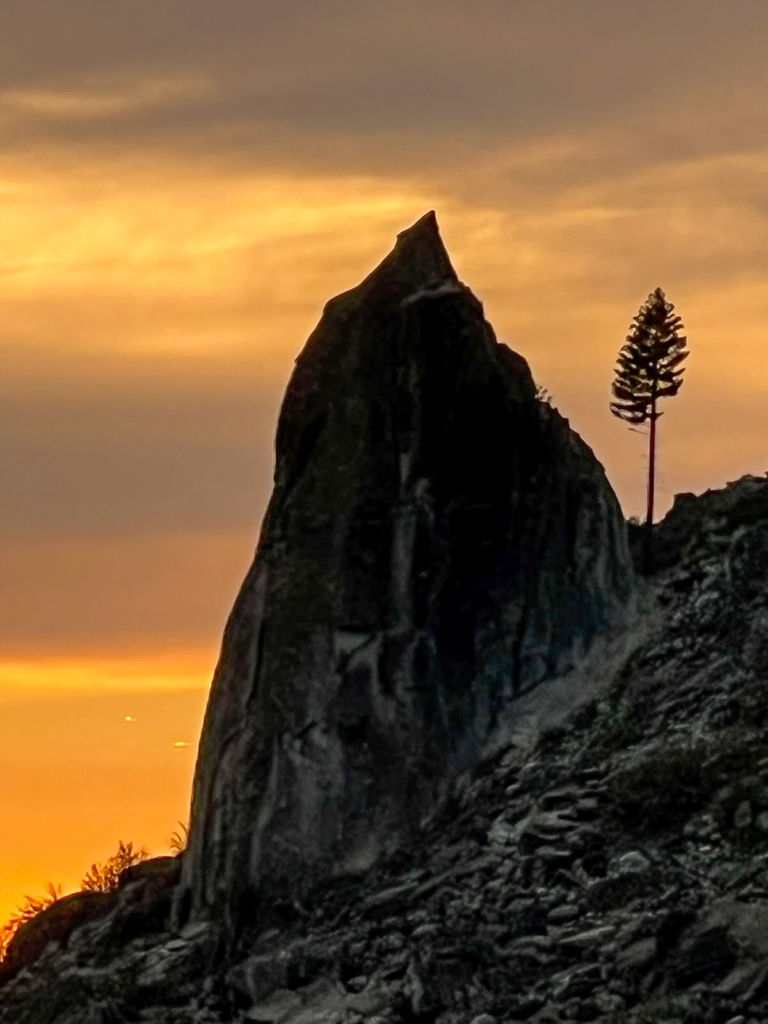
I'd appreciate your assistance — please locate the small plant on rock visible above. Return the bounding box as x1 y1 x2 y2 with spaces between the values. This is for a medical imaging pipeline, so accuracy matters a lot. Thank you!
169 821 189 855
0 883 61 961
80 840 148 894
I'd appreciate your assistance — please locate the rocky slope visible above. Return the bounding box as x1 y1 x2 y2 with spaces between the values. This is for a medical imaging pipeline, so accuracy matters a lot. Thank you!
1 473 767 1024
179 211 632 934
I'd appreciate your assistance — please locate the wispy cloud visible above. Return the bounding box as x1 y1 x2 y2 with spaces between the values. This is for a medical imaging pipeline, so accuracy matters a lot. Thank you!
0 653 213 701
0 75 212 122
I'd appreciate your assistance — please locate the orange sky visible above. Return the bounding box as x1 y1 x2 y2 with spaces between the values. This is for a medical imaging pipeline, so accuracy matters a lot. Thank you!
2 1 768 923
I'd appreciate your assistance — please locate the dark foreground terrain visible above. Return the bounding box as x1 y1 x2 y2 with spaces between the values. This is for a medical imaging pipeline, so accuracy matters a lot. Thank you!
1 475 766 1024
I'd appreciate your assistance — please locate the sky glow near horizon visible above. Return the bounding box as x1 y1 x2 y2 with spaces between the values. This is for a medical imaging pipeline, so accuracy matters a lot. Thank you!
1 0 768 921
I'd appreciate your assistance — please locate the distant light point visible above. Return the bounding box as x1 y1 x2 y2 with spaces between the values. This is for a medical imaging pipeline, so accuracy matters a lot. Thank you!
173 741 190 749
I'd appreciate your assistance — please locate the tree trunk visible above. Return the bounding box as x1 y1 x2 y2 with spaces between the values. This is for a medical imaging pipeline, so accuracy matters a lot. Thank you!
645 399 657 573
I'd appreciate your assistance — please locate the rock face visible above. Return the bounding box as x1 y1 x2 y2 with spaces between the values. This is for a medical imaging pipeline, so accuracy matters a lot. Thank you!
179 211 633 929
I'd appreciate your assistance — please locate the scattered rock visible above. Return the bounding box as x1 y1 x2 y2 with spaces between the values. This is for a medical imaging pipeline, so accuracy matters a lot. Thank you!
615 851 652 875
547 905 580 925
616 937 658 976
734 800 753 829
558 925 616 953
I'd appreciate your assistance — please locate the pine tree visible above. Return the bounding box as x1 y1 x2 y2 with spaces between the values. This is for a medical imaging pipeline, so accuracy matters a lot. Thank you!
610 287 688 569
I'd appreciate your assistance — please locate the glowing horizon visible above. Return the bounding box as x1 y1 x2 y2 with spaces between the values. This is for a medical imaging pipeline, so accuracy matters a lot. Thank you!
0 653 214 923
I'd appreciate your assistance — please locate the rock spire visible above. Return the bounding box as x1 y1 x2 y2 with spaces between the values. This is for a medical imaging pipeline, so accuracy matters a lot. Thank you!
179 212 633 932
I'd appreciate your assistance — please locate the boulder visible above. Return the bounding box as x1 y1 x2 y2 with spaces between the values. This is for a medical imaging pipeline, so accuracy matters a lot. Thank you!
118 855 181 890
0 891 117 982
102 856 184 946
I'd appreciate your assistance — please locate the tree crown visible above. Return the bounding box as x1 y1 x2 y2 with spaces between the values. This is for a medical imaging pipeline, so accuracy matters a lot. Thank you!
610 286 688 426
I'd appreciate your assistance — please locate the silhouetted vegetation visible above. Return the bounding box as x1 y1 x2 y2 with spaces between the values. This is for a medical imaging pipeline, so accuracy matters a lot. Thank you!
169 821 189 855
0 884 61 961
611 287 688 569
80 839 148 894
0 839 154 961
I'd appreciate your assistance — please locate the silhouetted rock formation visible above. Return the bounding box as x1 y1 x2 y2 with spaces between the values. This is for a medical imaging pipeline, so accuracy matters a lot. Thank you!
179 211 633 931
0 857 182 990
0 892 117 987
648 472 768 573
1 217 767 1023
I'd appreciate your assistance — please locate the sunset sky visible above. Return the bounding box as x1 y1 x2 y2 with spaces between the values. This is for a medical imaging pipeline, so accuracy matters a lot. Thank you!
2 0 768 922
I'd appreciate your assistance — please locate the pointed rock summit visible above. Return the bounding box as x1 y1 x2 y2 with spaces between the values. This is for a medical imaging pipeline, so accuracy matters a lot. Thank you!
180 214 633 930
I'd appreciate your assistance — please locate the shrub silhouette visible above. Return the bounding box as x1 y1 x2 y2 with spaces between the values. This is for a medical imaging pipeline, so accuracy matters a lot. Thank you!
169 821 189 856
0 883 61 961
80 840 148 894
0 836 175 962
